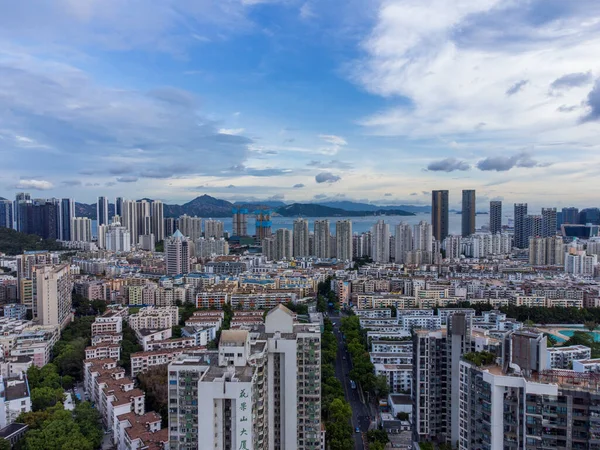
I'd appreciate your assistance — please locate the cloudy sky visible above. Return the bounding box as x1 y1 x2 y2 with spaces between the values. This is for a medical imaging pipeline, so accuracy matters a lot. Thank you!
1 0 600 210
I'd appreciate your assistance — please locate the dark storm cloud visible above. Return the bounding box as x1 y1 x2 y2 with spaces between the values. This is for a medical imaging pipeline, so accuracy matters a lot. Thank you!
426 158 470 172
315 172 341 183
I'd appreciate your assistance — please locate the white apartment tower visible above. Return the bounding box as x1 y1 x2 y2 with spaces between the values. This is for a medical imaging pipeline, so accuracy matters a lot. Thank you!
121 200 139 245
151 200 165 242
35 264 73 330
414 220 433 252
178 215 203 241
313 220 330 258
293 219 310 257
105 220 132 252
371 220 390 263
205 219 224 239
70 217 92 242
335 220 353 261
165 230 190 275
394 222 413 264
275 228 293 260
168 304 321 450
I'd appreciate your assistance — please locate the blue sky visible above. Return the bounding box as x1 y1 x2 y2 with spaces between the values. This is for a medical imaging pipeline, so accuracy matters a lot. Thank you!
1 0 600 210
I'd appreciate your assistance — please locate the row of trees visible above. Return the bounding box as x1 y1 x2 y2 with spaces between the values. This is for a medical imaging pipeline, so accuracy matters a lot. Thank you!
445 302 600 325
0 228 62 256
340 315 389 398
321 319 354 450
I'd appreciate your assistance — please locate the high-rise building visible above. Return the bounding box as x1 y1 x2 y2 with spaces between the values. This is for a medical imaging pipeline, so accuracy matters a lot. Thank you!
314 220 330 258
59 198 74 241
541 207 557 238
18 199 59 239
524 214 543 242
336 220 353 261
178 215 202 241
514 203 528 249
164 217 177 238
255 210 272 243
579 207 600 225
275 228 293 260
528 236 565 266
105 220 131 252
0 200 13 229
293 219 310 257
413 314 474 445
394 222 413 264
443 235 462 259
562 207 580 225
115 197 124 217
14 192 30 231
414 220 433 252
204 219 224 239
461 190 476 237
195 237 229 257
36 264 73 330
136 200 151 237
165 230 190 275
71 217 92 242
489 200 502 234
97 196 109 226
232 208 248 237
371 220 390 263
150 200 165 242
431 190 449 243
168 304 321 450
121 200 138 245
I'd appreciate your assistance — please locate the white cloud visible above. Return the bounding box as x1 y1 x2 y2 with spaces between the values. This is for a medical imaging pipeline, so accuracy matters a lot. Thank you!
354 0 600 148
219 128 245 135
15 179 54 190
300 2 316 20
318 134 348 155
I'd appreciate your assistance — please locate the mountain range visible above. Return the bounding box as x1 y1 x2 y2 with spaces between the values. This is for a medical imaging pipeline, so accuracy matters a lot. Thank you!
6 194 420 219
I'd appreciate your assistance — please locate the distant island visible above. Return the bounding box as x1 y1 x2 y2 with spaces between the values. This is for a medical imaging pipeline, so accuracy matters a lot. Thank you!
71 195 418 219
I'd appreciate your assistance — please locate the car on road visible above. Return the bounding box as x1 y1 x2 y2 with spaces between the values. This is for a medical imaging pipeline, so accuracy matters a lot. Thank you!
355 427 360 433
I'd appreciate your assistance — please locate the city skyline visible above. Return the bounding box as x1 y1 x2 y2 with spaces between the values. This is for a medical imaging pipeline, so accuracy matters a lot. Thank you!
1 2 600 207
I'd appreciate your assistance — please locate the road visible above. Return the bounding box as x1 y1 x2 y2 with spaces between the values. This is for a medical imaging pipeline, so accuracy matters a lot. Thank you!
330 314 371 450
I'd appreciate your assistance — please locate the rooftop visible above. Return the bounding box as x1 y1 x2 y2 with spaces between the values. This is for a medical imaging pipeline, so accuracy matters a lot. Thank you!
220 330 249 346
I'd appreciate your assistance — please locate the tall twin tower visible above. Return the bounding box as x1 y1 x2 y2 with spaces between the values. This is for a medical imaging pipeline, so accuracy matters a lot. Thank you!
431 189 477 240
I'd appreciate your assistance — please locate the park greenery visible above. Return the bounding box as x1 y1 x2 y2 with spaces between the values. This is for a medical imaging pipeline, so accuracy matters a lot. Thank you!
367 429 390 450
0 227 62 255
137 365 169 427
120 321 142 373
564 331 600 358
17 402 103 450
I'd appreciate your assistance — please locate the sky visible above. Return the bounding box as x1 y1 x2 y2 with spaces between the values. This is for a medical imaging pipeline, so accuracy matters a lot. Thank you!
1 0 600 210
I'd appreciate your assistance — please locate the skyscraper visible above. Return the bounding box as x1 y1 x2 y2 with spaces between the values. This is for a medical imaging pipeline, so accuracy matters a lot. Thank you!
165 230 190 275
18 199 59 239
541 207 557 238
121 200 138 245
59 198 74 241
414 220 433 252
335 220 353 261
178 215 202 241
150 200 165 242
164 217 177 238
71 217 92 242
514 203 528 249
275 228 293 260
136 200 151 237
14 192 30 231
97 196 109 226
562 207 579 225
314 220 330 258
394 222 413 264
371 220 390 263
524 214 543 242
255 210 272 243
293 219 310 257
431 190 449 243
489 201 502 234
232 208 248 237
115 197 124 217
0 200 13 229
204 219 224 238
105 220 131 252
461 190 476 237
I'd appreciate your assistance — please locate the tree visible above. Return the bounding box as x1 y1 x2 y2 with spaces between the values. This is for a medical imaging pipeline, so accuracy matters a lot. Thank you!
137 365 169 426
73 402 103 449
397 412 410 420
31 387 64 411
586 321 598 332
23 412 93 450
373 374 390 398
0 439 10 450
